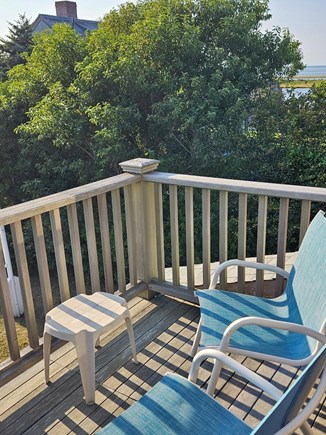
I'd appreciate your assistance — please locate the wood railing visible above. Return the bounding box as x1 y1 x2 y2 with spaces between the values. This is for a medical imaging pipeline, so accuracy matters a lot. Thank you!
142 171 326 300
0 170 148 370
1 157 326 379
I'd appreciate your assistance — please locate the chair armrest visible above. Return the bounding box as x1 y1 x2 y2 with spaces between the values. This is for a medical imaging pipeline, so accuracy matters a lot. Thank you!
188 349 282 400
219 316 326 360
209 259 290 289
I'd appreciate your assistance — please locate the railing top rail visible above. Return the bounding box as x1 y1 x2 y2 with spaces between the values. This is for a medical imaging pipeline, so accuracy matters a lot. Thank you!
143 172 326 202
0 173 141 226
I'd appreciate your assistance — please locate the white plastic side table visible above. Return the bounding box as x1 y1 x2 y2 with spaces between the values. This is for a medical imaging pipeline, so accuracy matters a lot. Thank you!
43 292 138 404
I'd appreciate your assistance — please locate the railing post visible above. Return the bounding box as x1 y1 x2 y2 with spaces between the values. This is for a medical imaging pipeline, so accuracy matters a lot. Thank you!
120 158 160 299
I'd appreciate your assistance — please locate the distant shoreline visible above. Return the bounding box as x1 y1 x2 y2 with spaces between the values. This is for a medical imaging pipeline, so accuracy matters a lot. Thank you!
281 65 326 88
280 79 326 88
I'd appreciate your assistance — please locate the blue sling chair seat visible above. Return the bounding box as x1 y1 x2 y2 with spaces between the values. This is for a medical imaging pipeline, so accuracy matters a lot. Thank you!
190 210 326 394
98 344 326 435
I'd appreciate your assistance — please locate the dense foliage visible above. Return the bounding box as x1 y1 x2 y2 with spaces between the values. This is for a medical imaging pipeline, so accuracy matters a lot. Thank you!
0 0 311 205
0 0 324 266
0 14 33 81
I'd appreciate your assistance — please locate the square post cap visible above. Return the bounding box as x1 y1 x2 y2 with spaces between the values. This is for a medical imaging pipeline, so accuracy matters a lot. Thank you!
119 158 160 174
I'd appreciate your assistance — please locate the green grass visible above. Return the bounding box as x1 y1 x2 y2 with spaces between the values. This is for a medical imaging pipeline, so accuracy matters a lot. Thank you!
0 274 65 363
280 79 326 88
0 316 29 362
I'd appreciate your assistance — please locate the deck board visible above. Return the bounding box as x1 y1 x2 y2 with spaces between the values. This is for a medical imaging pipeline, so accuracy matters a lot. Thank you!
0 294 324 434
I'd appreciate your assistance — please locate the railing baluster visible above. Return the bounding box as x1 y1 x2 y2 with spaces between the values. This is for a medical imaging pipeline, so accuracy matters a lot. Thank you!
169 185 180 286
67 204 85 294
202 189 211 289
111 189 126 293
11 221 39 349
83 198 101 293
31 215 53 313
256 195 268 296
143 181 158 286
185 187 194 289
238 193 247 293
97 194 114 293
219 191 228 289
49 209 70 302
154 183 165 282
0 241 20 360
124 185 138 286
299 200 311 246
276 198 289 295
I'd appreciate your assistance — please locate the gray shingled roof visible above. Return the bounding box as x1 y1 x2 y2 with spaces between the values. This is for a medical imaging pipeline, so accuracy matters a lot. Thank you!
32 14 99 35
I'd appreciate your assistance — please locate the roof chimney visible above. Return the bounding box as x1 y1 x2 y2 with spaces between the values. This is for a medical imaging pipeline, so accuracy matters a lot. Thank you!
55 1 77 18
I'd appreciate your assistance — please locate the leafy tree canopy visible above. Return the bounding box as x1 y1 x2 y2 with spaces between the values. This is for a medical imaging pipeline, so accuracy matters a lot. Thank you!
0 0 315 208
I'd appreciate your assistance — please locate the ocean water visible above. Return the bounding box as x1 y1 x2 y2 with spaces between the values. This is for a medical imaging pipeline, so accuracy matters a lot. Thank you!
295 65 326 78
282 87 310 98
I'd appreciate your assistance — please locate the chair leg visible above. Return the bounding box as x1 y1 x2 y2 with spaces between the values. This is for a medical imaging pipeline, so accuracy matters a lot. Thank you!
75 331 96 405
43 331 52 384
207 359 223 396
125 315 138 364
191 318 202 357
300 422 314 435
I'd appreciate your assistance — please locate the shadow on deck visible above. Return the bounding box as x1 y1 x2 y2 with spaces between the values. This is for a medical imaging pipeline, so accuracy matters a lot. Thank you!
0 294 325 434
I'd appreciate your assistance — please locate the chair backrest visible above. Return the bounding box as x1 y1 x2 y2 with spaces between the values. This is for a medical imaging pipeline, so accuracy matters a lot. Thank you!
285 211 326 336
253 344 326 434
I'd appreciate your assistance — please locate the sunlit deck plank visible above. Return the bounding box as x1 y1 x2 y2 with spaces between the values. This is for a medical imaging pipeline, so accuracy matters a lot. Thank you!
0 294 324 435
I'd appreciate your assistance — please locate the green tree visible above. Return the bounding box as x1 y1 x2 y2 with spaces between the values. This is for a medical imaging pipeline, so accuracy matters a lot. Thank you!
0 14 33 81
75 0 303 177
237 82 326 186
0 24 86 206
0 0 305 207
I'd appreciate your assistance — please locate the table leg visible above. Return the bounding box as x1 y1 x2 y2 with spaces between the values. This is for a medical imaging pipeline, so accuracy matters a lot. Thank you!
75 331 96 404
125 315 138 364
43 331 52 384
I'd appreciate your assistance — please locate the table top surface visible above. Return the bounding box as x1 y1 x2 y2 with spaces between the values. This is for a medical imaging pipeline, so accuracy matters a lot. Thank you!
45 292 128 334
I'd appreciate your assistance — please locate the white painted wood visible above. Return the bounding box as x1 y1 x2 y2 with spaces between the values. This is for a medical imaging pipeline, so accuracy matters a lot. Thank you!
256 196 268 296
31 215 53 313
154 183 165 282
67 203 86 295
0 241 20 360
169 185 180 286
97 194 114 293
132 182 146 282
124 185 137 286
299 200 311 246
49 209 70 302
111 189 126 293
10 221 39 349
0 173 141 227
219 191 228 289
237 193 247 293
276 198 289 295
0 225 24 317
185 187 194 289
142 182 158 285
83 198 101 293
202 189 211 289
119 158 160 174
144 172 326 202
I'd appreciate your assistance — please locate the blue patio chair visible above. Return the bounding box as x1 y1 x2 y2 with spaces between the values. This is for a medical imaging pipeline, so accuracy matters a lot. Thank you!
98 344 326 435
191 210 326 394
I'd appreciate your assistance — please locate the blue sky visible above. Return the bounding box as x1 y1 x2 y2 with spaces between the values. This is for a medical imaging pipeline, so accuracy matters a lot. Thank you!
0 0 325 65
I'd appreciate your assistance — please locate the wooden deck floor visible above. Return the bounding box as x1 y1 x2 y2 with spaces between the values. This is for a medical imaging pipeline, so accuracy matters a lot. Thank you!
0 294 325 434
